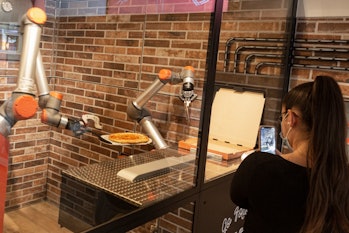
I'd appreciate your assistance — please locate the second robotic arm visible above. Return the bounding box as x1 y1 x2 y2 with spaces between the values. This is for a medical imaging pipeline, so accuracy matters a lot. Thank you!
127 66 197 149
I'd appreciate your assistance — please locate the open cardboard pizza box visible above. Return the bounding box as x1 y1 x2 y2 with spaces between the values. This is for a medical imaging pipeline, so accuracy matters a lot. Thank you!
179 86 265 160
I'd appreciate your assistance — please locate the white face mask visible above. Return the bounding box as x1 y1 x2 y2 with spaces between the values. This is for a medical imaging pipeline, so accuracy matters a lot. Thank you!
279 127 293 151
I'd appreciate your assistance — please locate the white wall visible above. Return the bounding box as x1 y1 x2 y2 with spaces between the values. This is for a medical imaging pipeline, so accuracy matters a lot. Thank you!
297 0 349 17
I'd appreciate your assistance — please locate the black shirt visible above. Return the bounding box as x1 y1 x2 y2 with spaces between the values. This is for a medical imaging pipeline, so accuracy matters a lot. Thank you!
230 152 309 233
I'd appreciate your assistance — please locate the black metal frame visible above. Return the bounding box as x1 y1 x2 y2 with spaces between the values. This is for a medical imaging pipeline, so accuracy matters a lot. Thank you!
192 0 224 231
282 0 298 98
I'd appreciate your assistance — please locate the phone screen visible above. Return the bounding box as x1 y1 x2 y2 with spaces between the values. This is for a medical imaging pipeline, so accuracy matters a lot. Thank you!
260 126 276 154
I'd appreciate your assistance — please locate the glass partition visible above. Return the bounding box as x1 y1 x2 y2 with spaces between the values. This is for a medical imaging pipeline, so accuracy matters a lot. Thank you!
53 0 217 232
0 23 21 60
0 0 32 60
30 0 296 232
201 0 297 182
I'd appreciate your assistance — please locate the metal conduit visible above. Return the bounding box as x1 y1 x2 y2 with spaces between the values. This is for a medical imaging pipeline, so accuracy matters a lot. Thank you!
293 64 349 72
233 46 285 73
294 55 349 62
295 39 349 44
224 37 286 72
224 37 349 75
295 47 349 53
255 63 283 75
244 53 284 74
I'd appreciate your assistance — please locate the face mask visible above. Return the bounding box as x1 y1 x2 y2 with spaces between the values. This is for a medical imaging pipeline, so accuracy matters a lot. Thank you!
279 127 293 151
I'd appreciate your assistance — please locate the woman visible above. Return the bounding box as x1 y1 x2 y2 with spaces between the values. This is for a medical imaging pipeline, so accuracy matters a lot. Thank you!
230 76 349 233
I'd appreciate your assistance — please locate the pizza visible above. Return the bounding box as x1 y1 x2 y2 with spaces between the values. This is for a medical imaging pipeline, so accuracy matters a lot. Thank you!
108 132 149 144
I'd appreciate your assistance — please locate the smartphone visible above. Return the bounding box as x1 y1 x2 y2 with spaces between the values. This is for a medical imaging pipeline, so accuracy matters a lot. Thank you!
259 125 276 154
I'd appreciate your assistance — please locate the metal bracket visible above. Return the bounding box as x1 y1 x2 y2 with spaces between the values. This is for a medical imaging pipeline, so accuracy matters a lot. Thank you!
82 114 102 129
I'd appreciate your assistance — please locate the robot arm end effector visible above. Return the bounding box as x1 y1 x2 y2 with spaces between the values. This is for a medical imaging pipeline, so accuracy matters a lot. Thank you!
125 66 197 149
158 66 197 106
127 66 197 123
179 66 197 107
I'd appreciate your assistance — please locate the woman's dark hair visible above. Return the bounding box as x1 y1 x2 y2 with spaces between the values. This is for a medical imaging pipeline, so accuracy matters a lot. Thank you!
283 76 349 233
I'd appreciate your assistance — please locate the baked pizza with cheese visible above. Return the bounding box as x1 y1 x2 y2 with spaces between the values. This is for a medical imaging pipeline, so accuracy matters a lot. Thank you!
108 132 149 144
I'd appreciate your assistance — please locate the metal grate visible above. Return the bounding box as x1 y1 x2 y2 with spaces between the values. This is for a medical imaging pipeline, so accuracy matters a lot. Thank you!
62 148 196 207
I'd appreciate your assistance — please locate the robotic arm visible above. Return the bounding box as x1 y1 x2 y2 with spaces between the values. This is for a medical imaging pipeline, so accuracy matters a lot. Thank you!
0 7 197 148
0 8 94 228
0 7 88 138
127 66 197 149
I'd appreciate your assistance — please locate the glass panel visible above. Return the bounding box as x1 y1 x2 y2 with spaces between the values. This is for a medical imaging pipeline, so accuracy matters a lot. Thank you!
1 0 298 232
54 0 216 232
0 23 21 60
192 1 296 232
204 0 296 182
0 0 32 61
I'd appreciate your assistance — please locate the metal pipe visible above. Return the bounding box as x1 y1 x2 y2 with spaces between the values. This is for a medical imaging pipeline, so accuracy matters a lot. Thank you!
255 62 283 75
295 39 349 44
295 47 349 53
291 37 349 73
293 55 349 62
292 64 349 71
244 53 283 74
224 37 285 72
233 45 284 73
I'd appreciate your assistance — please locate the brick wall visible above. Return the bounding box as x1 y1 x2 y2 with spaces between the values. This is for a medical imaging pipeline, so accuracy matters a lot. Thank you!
46 11 210 206
57 0 227 16
1 0 349 232
46 0 293 211
290 17 349 92
216 0 293 127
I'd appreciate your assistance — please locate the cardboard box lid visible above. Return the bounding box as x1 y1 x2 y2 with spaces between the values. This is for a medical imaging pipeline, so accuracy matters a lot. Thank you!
209 87 265 148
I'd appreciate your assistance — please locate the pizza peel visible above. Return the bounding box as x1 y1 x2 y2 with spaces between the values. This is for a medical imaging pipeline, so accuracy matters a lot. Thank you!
100 134 152 146
88 130 113 144
88 129 152 146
